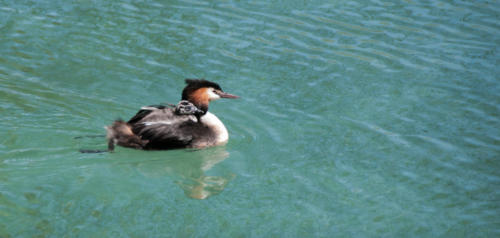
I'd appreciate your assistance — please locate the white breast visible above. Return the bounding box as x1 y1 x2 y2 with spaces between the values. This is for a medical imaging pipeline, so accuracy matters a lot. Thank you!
201 112 228 145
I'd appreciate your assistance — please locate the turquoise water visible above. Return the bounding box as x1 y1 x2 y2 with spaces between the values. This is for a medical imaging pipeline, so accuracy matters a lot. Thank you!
1 0 499 236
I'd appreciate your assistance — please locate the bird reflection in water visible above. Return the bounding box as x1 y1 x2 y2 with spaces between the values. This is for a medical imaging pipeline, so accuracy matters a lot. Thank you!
135 146 235 199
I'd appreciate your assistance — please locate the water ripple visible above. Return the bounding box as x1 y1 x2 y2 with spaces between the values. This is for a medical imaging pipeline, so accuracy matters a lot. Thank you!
1 0 499 236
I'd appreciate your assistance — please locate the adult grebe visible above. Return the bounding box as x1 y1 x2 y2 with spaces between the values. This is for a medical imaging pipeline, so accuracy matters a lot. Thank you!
106 79 238 151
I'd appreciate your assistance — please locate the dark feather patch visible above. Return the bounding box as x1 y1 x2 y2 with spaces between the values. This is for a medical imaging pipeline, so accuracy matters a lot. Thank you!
128 105 167 124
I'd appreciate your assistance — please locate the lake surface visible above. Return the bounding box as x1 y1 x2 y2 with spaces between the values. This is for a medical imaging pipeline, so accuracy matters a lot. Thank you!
1 0 499 237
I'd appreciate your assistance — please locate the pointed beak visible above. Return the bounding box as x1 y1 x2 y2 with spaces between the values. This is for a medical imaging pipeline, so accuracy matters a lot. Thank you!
216 90 239 99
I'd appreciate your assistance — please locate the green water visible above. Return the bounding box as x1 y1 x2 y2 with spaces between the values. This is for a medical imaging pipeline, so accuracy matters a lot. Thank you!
1 0 499 237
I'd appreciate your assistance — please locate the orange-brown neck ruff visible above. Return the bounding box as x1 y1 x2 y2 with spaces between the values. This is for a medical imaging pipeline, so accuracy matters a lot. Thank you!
188 88 210 113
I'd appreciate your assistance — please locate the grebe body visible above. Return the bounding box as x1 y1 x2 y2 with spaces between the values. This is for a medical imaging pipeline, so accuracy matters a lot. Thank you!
106 79 238 151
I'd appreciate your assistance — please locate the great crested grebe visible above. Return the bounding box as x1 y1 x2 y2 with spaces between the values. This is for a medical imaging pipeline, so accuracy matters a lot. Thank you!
106 79 239 151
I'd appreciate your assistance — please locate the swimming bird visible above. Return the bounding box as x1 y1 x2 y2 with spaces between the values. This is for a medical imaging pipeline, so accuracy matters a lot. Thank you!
106 79 239 151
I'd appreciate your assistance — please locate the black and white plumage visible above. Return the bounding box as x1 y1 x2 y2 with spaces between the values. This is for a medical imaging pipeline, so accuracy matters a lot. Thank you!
175 100 205 116
106 79 238 151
